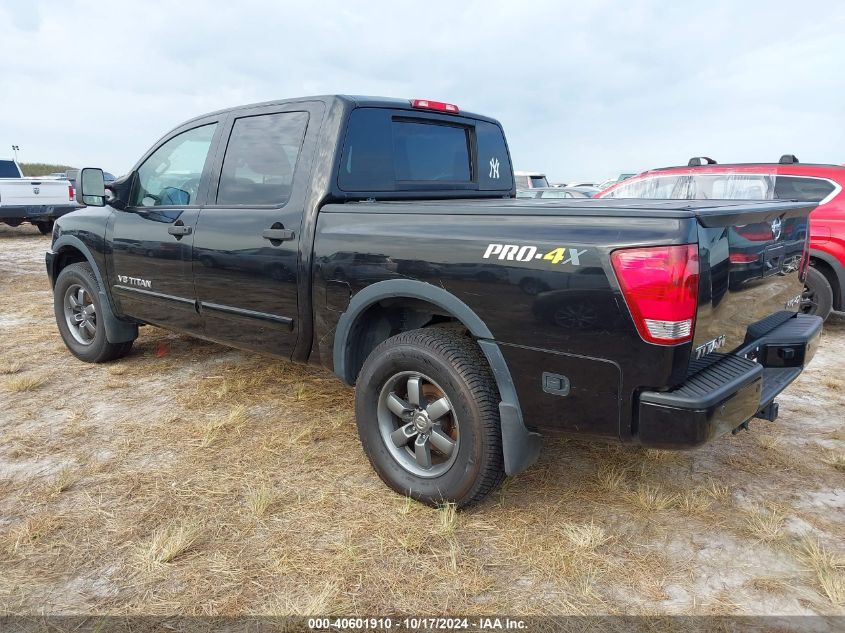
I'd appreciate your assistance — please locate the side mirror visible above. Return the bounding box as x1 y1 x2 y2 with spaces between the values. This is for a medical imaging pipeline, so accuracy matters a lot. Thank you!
77 167 106 207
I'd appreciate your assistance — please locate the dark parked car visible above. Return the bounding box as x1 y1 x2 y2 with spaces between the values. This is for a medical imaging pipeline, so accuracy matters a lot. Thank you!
48 96 821 507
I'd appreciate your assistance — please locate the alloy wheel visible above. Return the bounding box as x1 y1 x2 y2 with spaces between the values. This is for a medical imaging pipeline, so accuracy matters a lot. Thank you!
63 284 97 345
377 371 460 478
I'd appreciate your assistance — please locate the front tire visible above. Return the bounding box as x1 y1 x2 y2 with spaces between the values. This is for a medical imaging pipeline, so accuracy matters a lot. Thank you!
801 266 833 320
355 328 505 508
54 263 134 363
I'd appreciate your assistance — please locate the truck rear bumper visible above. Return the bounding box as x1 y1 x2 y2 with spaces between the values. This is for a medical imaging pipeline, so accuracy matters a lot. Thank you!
0 204 78 222
636 313 823 449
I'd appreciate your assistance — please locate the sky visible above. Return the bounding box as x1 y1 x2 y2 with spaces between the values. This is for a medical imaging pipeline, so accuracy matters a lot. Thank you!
1 0 844 184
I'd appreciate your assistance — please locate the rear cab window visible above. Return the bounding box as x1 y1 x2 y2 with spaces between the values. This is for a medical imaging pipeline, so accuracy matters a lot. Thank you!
0 160 21 178
338 107 512 195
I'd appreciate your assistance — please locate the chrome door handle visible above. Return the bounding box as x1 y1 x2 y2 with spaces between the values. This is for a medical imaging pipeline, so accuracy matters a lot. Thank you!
262 228 295 241
168 224 192 236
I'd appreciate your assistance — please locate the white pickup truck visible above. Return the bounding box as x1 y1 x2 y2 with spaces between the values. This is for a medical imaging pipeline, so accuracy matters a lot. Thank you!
0 159 78 234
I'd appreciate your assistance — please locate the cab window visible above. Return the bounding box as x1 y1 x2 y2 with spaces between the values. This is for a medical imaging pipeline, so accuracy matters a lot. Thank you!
216 111 309 206
130 124 217 207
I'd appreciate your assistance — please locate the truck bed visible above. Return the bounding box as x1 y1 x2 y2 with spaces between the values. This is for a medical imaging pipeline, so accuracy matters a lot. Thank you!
323 197 812 220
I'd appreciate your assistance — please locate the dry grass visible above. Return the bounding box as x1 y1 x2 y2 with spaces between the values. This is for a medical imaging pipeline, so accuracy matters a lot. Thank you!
595 463 626 492
822 450 845 473
139 520 204 567
743 505 787 543
199 405 249 447
47 467 77 496
558 521 611 551
678 487 713 515
0 225 843 617
5 513 63 553
747 576 791 594
245 482 274 517
3 374 46 392
0 360 23 375
793 536 845 607
628 483 676 512
821 376 843 391
437 502 459 536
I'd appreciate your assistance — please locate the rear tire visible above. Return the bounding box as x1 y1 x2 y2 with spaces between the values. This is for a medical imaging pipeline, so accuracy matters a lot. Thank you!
54 262 134 363
802 266 833 320
35 220 54 236
355 328 505 508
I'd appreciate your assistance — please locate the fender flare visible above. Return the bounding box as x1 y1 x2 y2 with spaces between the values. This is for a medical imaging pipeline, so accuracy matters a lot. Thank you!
810 248 845 310
50 236 138 344
333 279 541 475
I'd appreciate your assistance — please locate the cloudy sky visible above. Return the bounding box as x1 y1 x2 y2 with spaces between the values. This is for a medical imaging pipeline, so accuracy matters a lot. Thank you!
1 0 844 183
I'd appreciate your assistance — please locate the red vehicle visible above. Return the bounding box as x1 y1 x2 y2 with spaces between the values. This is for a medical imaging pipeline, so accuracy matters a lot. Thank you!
598 156 845 319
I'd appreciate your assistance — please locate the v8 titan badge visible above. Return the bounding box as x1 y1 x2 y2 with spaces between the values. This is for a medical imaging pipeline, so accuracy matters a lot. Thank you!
483 243 587 266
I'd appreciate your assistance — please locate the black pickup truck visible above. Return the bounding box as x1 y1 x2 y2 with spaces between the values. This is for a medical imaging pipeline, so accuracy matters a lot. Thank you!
47 95 822 506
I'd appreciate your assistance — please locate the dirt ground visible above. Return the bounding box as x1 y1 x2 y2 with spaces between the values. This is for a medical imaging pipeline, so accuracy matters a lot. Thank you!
0 222 843 618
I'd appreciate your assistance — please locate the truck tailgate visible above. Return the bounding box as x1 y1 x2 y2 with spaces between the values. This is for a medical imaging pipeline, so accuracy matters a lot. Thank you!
0 178 71 207
691 201 815 357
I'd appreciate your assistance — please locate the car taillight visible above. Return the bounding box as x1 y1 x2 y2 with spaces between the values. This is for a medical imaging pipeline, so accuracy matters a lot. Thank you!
611 244 699 344
735 224 774 241
68 185 75 201
410 99 459 113
729 253 758 264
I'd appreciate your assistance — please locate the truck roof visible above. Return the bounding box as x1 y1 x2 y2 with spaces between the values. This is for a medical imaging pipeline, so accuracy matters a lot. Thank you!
178 95 501 128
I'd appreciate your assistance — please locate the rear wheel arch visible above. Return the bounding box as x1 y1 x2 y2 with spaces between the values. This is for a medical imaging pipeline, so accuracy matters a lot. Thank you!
334 279 540 476
809 254 842 311
333 280 494 385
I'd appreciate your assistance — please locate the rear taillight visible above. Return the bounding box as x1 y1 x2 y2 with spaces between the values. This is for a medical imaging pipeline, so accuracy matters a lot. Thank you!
410 99 460 113
729 253 758 264
611 244 699 345
68 185 75 201
735 224 774 241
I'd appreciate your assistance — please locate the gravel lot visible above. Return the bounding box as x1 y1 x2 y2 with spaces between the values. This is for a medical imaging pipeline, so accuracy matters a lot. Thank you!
0 222 843 618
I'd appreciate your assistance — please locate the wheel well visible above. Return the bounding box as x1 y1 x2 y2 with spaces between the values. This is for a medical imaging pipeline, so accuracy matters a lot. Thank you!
54 246 87 278
345 298 466 383
810 257 841 310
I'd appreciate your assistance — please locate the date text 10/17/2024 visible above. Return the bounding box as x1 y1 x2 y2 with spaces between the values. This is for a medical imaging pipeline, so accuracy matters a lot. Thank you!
308 617 528 631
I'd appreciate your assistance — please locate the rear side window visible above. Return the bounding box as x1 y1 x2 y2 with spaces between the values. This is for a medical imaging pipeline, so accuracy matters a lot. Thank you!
0 160 20 178
338 107 511 193
605 173 776 200
539 189 572 198
774 176 837 202
217 111 308 206
605 175 691 198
